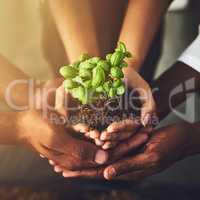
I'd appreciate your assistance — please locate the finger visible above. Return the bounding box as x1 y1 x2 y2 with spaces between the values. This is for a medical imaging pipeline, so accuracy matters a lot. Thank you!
95 139 104 146
55 85 67 117
102 141 118 150
140 95 156 127
107 133 149 163
41 132 108 168
54 165 63 173
72 138 109 166
39 154 45 158
62 168 104 179
106 119 140 134
85 132 91 139
49 160 55 166
55 136 109 167
126 72 157 127
72 123 90 133
115 168 157 181
104 153 152 180
88 130 100 139
100 131 134 141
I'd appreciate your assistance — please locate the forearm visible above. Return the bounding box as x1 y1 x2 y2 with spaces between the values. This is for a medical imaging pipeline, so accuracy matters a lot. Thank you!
0 55 33 108
187 122 200 156
119 0 172 71
49 0 100 63
153 62 200 120
0 112 20 144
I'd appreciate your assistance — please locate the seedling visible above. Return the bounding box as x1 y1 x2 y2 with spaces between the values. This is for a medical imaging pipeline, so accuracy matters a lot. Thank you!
59 42 132 105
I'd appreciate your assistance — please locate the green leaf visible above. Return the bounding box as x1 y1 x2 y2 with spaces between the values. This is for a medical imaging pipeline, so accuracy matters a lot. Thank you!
82 88 90 104
73 76 84 85
120 61 128 68
106 53 112 62
83 80 92 88
96 86 104 93
79 53 91 62
71 61 80 68
79 61 96 69
118 41 127 53
125 51 132 58
103 81 111 93
63 79 78 90
109 88 117 98
77 86 85 102
113 79 122 88
59 66 78 78
79 68 92 79
92 66 105 88
97 60 110 72
88 57 100 65
110 67 124 78
110 51 124 66
117 85 125 95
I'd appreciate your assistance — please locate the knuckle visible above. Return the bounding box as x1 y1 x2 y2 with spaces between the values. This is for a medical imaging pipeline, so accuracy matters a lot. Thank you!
74 146 92 163
148 153 162 166
61 159 79 170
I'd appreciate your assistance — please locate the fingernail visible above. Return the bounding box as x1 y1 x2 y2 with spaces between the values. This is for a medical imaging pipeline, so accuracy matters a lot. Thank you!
40 154 45 158
54 166 62 173
102 142 112 150
107 126 115 133
104 167 116 180
89 130 100 139
95 150 108 164
80 129 86 133
49 160 55 165
80 127 89 133
85 132 90 138
62 172 68 178
142 113 151 127
100 131 107 141
95 139 104 146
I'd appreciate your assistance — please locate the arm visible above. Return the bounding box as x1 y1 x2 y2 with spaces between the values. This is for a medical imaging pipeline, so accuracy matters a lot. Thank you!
49 0 100 63
154 31 200 119
0 112 20 144
0 54 31 107
153 61 200 120
119 0 173 71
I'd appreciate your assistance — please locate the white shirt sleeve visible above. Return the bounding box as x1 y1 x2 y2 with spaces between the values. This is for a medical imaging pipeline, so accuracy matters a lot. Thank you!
178 29 200 73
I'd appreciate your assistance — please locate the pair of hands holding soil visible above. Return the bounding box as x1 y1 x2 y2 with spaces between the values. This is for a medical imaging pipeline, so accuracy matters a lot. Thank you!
21 72 194 182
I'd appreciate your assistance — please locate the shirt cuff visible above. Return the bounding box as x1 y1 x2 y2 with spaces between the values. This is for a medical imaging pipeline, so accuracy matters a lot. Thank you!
178 55 200 73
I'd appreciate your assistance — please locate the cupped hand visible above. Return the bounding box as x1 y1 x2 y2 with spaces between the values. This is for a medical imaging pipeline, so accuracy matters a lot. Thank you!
17 109 108 170
97 65 157 150
103 122 195 180
16 78 109 172
52 125 150 179
123 65 156 126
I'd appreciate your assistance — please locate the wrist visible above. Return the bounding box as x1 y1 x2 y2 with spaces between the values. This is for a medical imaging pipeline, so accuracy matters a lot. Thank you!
0 112 22 145
15 112 29 145
187 122 200 156
125 54 144 73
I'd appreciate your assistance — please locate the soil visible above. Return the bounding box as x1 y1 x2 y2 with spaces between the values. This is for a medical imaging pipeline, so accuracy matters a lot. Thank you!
68 89 141 131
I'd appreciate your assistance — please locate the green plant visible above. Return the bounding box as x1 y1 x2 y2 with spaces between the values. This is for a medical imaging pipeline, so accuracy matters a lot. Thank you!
59 42 132 104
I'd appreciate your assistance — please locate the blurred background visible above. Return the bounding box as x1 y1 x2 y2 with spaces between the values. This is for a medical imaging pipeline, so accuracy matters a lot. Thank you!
0 0 200 199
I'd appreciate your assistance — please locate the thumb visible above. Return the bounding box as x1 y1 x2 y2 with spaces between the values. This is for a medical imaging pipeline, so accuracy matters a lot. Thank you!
63 128 109 167
75 138 109 166
140 90 156 127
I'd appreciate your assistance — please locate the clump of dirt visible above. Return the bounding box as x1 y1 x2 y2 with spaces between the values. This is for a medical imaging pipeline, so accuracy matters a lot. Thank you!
68 89 141 131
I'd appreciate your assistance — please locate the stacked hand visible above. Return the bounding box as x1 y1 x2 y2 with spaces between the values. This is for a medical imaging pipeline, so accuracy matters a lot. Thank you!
40 66 160 180
27 67 197 182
